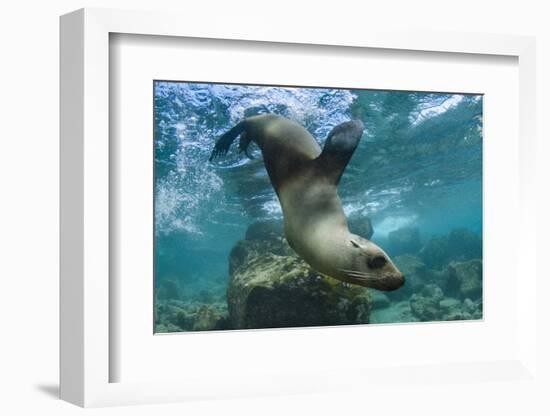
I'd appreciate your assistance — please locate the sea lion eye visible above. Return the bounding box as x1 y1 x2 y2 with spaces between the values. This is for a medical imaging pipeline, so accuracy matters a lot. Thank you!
368 256 387 269
350 240 361 248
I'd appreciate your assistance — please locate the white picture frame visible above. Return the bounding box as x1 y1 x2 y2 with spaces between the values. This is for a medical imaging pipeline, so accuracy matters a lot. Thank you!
60 7 538 408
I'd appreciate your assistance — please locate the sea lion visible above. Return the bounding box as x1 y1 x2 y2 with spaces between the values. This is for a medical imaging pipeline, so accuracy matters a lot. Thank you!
210 114 404 291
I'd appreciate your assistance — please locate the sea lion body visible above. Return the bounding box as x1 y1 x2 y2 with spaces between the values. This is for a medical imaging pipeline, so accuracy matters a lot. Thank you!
210 114 404 291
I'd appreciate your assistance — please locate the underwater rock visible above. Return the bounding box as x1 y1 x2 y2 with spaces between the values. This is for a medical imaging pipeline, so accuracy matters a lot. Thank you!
409 283 446 321
155 299 189 331
156 279 183 301
425 267 449 288
419 235 450 268
420 228 481 268
409 293 440 321
462 298 476 314
446 259 482 300
390 255 428 299
227 238 371 329
348 216 374 240
175 309 193 330
472 308 483 320
448 228 482 261
155 299 231 332
439 298 461 314
441 296 482 321
192 305 230 331
370 291 391 309
155 322 185 333
388 226 421 256
369 300 417 324
411 291 480 322
228 238 293 276
197 289 214 303
443 311 467 321
421 283 444 302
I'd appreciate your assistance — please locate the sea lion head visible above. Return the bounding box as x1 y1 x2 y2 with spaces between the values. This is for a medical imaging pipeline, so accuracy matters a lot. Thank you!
337 235 405 291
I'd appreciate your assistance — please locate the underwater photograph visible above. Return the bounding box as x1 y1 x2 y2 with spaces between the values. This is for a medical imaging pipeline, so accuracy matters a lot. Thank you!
153 81 483 333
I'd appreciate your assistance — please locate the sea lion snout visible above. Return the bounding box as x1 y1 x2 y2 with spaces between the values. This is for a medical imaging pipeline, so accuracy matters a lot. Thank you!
373 267 405 291
376 259 405 291
369 272 406 292
391 273 406 290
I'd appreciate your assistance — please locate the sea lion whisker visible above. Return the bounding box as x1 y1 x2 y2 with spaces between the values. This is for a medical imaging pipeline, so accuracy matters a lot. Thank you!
352 276 379 281
339 269 379 279
342 271 390 282
344 273 376 281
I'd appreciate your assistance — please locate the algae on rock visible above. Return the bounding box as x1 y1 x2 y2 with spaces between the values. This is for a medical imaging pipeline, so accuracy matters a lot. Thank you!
155 299 230 332
446 259 482 300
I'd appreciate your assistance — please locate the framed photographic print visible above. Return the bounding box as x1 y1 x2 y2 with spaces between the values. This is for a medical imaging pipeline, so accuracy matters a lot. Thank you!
152 80 483 333
60 8 538 408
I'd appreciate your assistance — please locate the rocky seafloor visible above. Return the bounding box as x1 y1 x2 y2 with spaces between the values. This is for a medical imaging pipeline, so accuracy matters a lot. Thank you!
155 219 482 332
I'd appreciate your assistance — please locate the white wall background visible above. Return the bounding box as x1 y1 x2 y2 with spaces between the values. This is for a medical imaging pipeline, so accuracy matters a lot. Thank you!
0 1 548 415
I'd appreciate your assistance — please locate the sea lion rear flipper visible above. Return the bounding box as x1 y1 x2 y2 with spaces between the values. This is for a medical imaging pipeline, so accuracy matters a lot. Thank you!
315 120 364 184
209 121 248 161
239 131 255 159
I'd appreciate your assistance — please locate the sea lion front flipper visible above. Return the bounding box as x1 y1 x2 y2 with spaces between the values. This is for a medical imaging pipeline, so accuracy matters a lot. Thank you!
315 120 364 185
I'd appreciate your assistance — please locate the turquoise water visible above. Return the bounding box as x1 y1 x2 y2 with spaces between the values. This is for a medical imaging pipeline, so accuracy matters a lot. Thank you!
153 81 483 332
